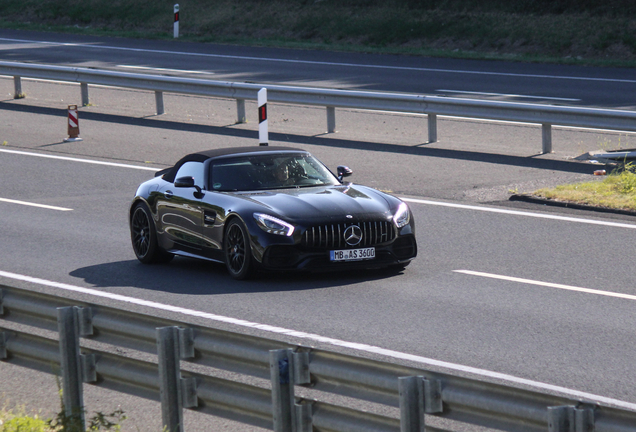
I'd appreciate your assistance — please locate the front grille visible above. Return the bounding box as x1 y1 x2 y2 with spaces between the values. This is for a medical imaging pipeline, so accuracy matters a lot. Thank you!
302 221 396 249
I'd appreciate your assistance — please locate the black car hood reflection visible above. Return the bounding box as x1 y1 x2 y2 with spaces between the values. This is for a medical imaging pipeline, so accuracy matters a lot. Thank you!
225 184 392 222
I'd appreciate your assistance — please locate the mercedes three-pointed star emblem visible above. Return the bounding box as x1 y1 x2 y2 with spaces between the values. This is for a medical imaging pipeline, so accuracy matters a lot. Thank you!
344 225 363 246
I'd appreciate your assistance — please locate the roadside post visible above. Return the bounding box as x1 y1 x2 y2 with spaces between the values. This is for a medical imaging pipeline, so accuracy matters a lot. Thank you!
174 4 179 38
258 88 268 146
64 104 83 142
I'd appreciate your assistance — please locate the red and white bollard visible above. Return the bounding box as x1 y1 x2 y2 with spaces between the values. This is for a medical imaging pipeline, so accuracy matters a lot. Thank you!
258 88 268 146
64 105 83 142
174 4 180 38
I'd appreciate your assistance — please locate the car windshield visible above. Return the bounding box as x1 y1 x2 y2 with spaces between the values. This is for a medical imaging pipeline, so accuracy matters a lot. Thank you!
209 153 341 192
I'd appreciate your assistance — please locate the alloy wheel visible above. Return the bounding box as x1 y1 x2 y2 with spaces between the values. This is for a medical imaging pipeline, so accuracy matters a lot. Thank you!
132 207 151 259
226 223 246 274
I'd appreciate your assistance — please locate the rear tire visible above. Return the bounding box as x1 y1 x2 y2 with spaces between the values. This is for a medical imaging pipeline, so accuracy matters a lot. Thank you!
224 219 253 280
130 202 173 264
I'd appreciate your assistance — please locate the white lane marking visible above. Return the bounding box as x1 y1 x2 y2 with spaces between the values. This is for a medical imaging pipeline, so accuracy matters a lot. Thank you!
0 149 160 171
455 270 636 301
0 197 72 211
1 269 635 410
401 197 636 230
1 37 635 84
436 89 580 102
117 65 213 75
4 149 635 231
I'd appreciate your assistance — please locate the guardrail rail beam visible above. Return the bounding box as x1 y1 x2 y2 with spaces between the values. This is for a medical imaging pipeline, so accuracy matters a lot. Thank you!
4 60 636 154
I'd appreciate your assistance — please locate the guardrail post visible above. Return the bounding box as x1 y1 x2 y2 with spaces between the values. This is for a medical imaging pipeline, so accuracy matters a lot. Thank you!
326 107 336 133
295 401 312 432
76 306 93 337
80 83 89 107
13 76 22 98
237 99 246 123
270 348 295 432
155 91 165 115
428 114 438 143
574 407 594 432
157 326 184 432
0 331 7 359
542 123 553 154
292 350 310 385
292 350 312 431
57 306 86 431
399 376 423 432
422 377 443 414
548 405 594 432
177 327 195 359
548 406 574 432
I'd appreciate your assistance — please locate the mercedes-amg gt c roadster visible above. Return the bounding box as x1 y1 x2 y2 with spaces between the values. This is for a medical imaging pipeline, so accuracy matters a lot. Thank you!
129 146 417 279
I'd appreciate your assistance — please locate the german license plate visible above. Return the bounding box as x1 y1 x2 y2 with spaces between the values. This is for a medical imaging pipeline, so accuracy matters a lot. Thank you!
330 247 375 262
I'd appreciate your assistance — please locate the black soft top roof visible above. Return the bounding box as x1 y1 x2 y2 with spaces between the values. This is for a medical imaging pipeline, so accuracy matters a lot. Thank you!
187 146 304 161
160 146 306 182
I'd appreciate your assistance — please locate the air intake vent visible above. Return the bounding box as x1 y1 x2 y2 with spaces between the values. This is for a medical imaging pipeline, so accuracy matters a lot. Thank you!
302 221 396 249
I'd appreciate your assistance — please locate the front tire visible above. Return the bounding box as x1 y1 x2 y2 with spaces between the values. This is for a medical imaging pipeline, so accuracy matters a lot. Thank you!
224 219 253 280
130 202 173 264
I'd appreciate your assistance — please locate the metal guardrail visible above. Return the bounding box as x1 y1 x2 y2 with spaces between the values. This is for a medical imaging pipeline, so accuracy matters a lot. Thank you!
1 283 636 432
2 60 636 154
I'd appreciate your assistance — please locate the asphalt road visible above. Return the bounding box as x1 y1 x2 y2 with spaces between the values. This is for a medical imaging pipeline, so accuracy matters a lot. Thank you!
1 29 636 109
1 31 636 431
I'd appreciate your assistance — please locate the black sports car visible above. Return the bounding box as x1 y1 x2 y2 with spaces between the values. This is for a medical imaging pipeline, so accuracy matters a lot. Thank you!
129 146 417 279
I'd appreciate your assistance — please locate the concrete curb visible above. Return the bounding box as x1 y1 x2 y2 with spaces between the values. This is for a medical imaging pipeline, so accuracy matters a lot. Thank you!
509 194 636 217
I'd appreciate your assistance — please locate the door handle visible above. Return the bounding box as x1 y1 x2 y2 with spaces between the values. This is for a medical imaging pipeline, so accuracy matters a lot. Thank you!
164 190 174 198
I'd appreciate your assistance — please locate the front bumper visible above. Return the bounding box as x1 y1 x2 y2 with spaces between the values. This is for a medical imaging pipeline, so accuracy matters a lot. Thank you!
260 234 417 272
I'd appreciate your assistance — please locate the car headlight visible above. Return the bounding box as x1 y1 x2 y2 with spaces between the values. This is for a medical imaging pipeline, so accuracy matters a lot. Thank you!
393 202 410 228
254 213 295 236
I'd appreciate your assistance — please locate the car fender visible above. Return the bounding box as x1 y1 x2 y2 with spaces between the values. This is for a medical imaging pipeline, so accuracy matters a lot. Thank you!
223 212 265 265
224 211 296 265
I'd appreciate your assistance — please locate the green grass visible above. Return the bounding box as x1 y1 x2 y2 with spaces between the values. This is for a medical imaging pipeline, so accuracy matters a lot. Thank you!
0 406 51 432
0 386 127 432
533 164 636 211
0 0 635 67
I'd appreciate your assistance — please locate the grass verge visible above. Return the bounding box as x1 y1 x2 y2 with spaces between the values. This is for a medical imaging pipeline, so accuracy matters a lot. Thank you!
0 384 127 432
532 164 636 212
0 0 635 67
0 405 52 432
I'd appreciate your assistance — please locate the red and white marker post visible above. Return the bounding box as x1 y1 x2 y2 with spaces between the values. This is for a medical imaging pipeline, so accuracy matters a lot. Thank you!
174 4 180 38
258 88 268 146
64 104 82 142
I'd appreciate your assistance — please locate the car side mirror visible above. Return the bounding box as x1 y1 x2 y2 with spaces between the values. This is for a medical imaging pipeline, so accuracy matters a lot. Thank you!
337 165 353 181
175 176 195 188
175 176 203 197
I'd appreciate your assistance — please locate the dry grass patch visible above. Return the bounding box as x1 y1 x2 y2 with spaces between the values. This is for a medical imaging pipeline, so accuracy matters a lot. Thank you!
533 165 636 211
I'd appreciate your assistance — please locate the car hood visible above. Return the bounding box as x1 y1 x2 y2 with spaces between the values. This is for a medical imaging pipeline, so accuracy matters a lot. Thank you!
229 184 393 222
